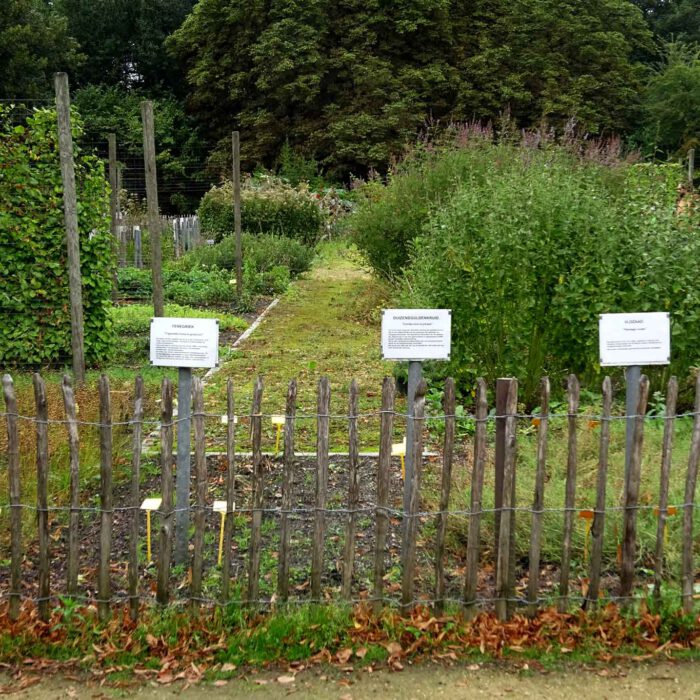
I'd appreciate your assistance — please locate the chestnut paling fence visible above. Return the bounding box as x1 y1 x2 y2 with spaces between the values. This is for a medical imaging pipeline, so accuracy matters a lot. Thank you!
1 371 699 624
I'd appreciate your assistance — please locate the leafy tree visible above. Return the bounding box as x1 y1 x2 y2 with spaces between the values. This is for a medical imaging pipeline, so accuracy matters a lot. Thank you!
0 0 81 98
635 41 700 156
169 0 652 176
633 0 700 45
57 0 195 93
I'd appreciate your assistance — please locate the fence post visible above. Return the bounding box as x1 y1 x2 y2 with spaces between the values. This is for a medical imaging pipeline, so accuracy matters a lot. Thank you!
33 374 50 621
247 377 264 606
681 375 700 612
108 133 119 301
54 72 86 383
61 375 81 597
620 374 649 605
2 375 20 621
586 376 612 609
558 374 580 613
191 377 207 608
128 376 144 619
434 377 455 615
464 378 488 617
277 379 297 602
98 375 113 622
495 379 518 620
527 377 550 615
401 379 427 610
232 131 243 298
222 379 237 602
652 376 677 601
341 379 360 600
373 377 395 612
494 378 512 583
141 100 164 317
311 377 331 602
157 379 174 605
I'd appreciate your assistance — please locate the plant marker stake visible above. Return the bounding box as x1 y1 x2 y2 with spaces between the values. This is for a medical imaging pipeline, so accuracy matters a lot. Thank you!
141 498 162 563
220 414 238 425
213 500 234 566
392 436 407 480
272 415 285 454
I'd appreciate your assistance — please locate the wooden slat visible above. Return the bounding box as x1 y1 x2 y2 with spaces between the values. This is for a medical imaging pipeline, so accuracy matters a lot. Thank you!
2 376 20 621
373 378 395 613
341 380 360 600
558 374 580 613
191 377 207 607
653 377 678 600
61 375 80 597
527 377 550 615
222 379 237 602
495 379 518 620
277 379 297 601
464 378 488 617
434 378 456 615
681 374 700 612
586 376 613 609
401 379 427 609
247 376 264 606
97 375 113 622
128 376 144 620
33 374 50 621
311 377 331 602
157 379 174 605
620 374 650 603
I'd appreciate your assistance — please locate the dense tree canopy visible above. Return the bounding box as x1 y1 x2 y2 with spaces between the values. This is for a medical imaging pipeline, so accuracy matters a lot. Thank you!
0 0 81 98
169 0 653 176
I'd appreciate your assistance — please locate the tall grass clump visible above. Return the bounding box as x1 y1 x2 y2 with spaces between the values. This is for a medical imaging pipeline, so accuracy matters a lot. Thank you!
354 126 700 404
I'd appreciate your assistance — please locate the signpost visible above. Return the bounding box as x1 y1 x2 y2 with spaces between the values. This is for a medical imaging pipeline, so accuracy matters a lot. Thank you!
599 312 670 482
381 309 451 515
150 317 219 564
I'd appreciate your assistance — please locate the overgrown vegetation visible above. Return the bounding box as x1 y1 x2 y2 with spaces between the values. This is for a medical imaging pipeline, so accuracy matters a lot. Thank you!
0 105 115 366
353 127 700 404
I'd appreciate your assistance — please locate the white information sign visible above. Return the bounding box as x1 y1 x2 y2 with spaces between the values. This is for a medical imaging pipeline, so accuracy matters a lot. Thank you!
150 317 219 368
599 312 670 367
381 309 451 361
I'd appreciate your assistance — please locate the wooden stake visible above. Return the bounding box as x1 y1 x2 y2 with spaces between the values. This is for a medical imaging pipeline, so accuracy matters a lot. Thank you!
620 374 649 603
653 377 677 600
33 375 50 621
434 378 455 615
373 377 395 612
108 133 119 302
495 379 518 620
586 376 612 609
191 377 207 608
464 378 488 617
527 377 550 615
61 375 81 597
247 376 264 606
2 375 20 621
97 375 113 622
141 100 164 317
232 131 243 297
277 379 297 602
157 379 174 605
311 377 331 602
54 72 85 382
342 380 360 600
681 374 700 612
128 376 144 620
558 374 580 613
222 379 237 602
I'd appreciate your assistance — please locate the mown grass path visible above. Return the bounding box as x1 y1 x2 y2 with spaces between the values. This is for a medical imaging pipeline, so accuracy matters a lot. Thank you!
206 244 402 451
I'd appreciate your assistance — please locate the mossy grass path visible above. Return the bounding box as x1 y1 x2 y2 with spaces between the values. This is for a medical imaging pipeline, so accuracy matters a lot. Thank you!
205 243 402 451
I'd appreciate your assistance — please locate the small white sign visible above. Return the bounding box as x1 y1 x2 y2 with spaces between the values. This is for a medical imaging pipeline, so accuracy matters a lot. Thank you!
381 309 451 361
599 312 670 367
150 317 219 368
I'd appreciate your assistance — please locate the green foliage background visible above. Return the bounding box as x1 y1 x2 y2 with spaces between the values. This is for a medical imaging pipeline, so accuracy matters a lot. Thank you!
0 106 115 365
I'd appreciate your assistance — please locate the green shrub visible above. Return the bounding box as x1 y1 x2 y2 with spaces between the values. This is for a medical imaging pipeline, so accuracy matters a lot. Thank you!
0 106 115 366
117 267 152 299
199 174 325 244
111 304 248 334
389 134 700 404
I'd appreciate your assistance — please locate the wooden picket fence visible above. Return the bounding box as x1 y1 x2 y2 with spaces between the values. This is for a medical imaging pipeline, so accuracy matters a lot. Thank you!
1 371 699 624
